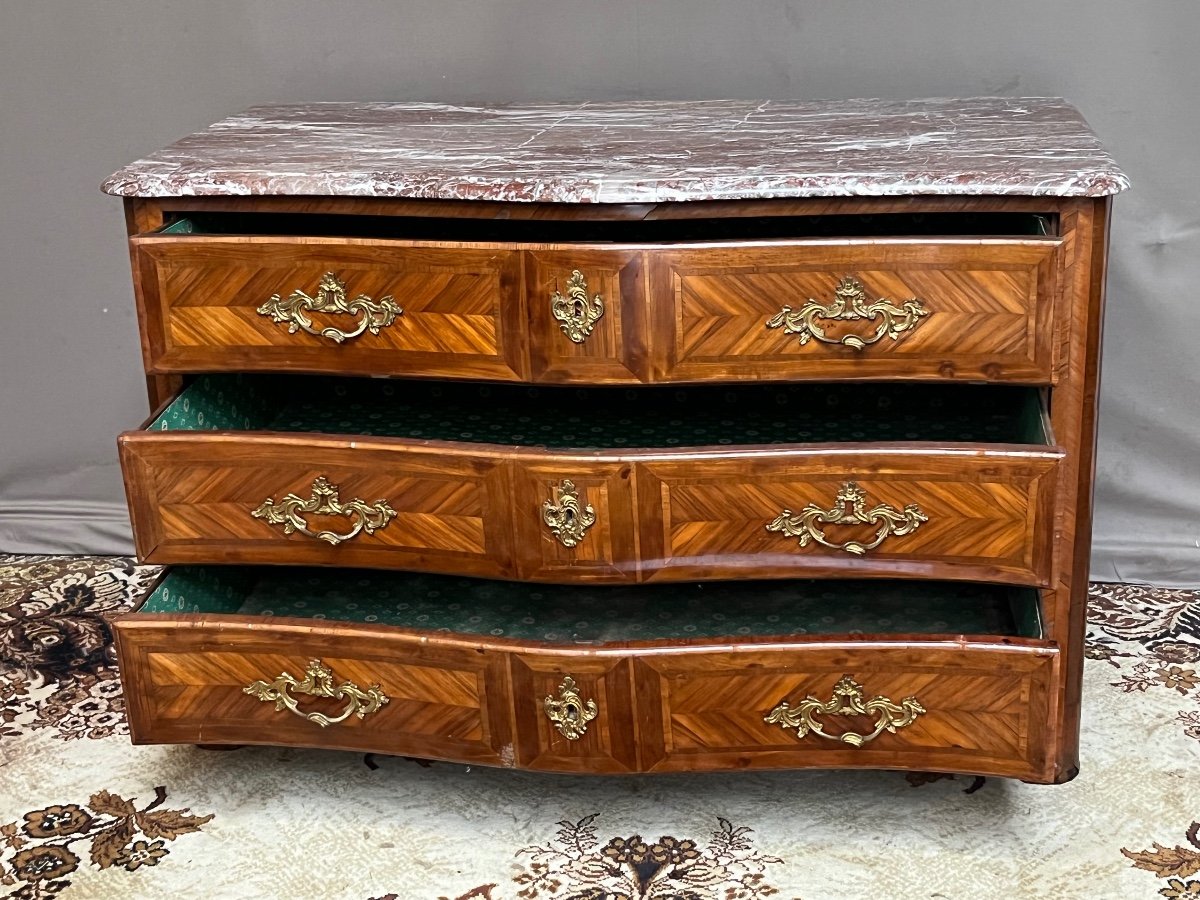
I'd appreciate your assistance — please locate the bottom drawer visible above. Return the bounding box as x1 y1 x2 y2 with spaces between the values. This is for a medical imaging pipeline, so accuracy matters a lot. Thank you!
115 567 1062 781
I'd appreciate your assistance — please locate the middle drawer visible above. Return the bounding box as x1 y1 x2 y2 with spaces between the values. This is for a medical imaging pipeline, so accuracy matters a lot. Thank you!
120 376 1062 585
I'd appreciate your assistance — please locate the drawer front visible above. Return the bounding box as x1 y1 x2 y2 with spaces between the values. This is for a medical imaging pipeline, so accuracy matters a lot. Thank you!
115 618 514 763
525 249 648 383
120 435 515 578
510 459 638 583
131 236 526 380
648 239 1062 383
636 450 1061 585
510 653 639 773
635 643 1058 779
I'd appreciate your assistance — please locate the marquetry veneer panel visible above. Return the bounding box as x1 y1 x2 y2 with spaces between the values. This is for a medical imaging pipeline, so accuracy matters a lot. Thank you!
120 428 1060 586
119 434 515 578
130 233 1061 385
115 604 1058 780
116 620 514 763
648 239 1062 383
634 643 1058 779
131 236 526 380
636 450 1061 585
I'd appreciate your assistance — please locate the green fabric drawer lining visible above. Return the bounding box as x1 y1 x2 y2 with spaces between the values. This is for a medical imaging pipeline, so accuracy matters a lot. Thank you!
141 567 1042 644
150 374 1049 449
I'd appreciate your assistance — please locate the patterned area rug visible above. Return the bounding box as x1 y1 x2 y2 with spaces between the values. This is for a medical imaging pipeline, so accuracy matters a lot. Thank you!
2 555 1199 899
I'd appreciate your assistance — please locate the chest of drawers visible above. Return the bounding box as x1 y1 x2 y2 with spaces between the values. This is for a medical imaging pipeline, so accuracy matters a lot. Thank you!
104 99 1126 782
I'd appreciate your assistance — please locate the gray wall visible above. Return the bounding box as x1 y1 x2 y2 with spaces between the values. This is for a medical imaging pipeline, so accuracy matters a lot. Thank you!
1 1 1197 583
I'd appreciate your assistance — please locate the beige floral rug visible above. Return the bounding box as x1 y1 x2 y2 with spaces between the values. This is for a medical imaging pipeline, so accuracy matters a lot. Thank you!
2 555 1199 899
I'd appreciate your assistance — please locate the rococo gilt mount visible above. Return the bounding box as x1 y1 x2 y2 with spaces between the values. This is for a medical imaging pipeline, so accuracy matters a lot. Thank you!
104 98 1125 782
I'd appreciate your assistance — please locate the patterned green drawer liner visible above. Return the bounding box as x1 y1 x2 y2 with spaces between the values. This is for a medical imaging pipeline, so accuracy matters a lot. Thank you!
151 375 1048 448
141 567 1042 642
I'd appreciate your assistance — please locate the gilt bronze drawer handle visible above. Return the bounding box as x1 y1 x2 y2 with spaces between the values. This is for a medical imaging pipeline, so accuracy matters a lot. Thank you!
251 476 397 546
765 275 928 351
764 675 925 748
243 659 389 728
542 479 596 548
765 481 927 556
256 271 403 343
550 269 604 343
544 676 598 740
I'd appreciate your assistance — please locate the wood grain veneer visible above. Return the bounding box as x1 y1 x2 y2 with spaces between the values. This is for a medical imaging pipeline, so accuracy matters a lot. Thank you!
119 431 1061 587
129 229 1062 385
114 612 1058 780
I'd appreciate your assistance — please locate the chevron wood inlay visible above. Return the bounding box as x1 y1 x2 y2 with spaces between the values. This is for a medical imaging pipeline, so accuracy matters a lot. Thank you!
120 427 1060 585
637 452 1060 585
116 620 514 762
634 646 1056 777
132 236 526 380
120 436 516 578
647 239 1061 383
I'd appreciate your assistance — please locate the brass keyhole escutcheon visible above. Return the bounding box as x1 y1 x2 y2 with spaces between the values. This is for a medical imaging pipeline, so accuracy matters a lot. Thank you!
543 676 598 741
550 270 604 343
542 479 597 548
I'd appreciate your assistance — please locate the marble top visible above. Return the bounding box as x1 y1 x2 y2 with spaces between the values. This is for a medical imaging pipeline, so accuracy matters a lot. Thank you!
102 98 1128 203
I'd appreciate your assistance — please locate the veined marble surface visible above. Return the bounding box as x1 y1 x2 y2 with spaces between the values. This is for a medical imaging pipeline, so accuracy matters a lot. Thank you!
102 98 1128 202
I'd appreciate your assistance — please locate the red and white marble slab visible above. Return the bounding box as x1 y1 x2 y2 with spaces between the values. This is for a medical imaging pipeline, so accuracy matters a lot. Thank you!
102 98 1128 202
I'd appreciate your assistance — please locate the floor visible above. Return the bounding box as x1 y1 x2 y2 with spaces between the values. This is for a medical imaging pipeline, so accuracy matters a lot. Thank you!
1 555 1198 900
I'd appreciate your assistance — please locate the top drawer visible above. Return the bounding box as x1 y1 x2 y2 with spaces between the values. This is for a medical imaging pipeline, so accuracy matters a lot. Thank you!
130 214 1063 384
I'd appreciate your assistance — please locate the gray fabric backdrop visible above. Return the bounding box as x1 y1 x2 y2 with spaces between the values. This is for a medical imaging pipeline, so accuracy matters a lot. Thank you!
1 1 1196 584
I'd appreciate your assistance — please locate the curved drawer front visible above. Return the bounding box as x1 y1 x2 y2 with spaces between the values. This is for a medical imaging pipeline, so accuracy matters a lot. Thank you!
122 433 1058 585
634 643 1059 779
120 435 518 578
131 235 526 380
116 618 514 763
636 450 1060 585
648 239 1062 383
132 233 1061 385
123 376 1059 584
115 567 1057 780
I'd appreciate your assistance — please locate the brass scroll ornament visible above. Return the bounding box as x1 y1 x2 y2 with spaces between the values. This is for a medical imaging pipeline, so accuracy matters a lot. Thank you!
550 270 604 343
252 476 397 546
544 676 598 740
244 659 389 728
765 275 928 351
764 675 926 748
765 481 927 556
542 479 596 548
256 271 403 343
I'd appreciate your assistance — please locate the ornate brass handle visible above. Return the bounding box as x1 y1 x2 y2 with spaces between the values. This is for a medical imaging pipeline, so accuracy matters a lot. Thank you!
764 675 926 748
542 479 596 548
243 659 389 728
765 481 927 556
765 275 928 351
256 271 403 343
550 270 604 343
544 676 598 740
251 476 397 546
